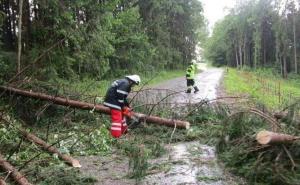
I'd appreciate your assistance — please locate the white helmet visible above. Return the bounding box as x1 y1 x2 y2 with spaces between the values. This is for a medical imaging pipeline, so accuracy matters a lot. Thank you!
126 75 141 85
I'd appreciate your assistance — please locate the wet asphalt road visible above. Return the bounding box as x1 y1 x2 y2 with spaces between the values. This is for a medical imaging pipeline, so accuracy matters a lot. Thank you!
151 66 224 104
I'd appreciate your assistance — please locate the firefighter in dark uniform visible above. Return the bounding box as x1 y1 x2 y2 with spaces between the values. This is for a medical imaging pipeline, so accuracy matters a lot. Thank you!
186 60 199 93
103 75 140 138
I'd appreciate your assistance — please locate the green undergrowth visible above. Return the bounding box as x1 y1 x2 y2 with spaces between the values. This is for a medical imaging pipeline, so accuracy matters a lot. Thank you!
0 95 226 184
0 104 109 184
217 102 300 185
224 68 300 110
114 102 229 181
3 85 299 185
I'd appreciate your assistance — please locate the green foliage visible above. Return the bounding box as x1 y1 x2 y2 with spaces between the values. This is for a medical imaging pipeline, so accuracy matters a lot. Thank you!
0 0 207 82
0 51 16 83
37 165 97 185
0 108 111 184
185 103 229 144
204 0 300 77
0 10 5 25
217 108 300 185
127 143 149 181
138 0 206 69
204 15 235 67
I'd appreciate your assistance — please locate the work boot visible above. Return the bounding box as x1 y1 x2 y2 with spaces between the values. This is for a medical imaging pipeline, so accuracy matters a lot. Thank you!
194 86 199 93
185 89 191 93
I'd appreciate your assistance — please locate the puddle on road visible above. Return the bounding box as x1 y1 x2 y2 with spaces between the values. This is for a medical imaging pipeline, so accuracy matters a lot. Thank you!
79 141 244 185
142 141 242 185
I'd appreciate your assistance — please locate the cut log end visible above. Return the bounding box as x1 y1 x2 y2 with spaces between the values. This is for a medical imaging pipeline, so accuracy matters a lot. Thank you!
71 160 82 168
256 131 272 145
185 122 190 130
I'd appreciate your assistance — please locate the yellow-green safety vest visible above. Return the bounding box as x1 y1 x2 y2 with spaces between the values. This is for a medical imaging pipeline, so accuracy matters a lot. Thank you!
186 64 196 79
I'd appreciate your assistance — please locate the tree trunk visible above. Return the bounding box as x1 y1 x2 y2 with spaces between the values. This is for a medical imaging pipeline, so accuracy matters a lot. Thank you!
17 0 23 74
256 130 300 145
11 1 17 45
239 44 243 69
293 12 298 74
281 58 284 77
0 177 6 185
283 55 287 78
23 0 31 51
0 153 31 185
0 86 190 129
19 129 82 168
2 0 14 49
235 47 239 68
243 35 247 66
263 44 266 67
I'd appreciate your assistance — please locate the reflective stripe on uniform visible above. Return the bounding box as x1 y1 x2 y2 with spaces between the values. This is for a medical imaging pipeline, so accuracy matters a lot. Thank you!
117 89 128 95
111 127 122 131
118 99 124 103
112 123 122 126
112 81 118 86
103 102 121 110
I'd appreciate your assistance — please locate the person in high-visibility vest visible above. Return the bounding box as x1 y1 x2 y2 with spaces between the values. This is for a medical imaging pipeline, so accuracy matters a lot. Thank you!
103 75 140 138
185 60 199 93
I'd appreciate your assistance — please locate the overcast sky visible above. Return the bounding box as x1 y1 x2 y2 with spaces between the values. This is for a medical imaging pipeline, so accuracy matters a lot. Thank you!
200 0 236 31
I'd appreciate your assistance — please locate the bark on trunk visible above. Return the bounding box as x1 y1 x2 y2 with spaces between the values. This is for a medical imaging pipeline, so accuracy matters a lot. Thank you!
243 36 247 66
239 45 243 68
17 0 23 74
283 56 287 78
0 86 190 129
293 13 298 74
235 47 239 68
256 130 300 145
263 36 266 66
0 153 31 185
19 128 81 168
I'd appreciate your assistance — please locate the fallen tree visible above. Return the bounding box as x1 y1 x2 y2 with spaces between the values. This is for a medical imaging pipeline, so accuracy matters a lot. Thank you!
19 128 81 168
0 86 190 129
218 108 300 185
256 130 300 145
0 153 31 185
0 177 6 185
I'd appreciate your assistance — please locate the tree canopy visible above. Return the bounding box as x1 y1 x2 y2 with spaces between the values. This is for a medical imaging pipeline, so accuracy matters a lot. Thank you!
204 0 300 78
0 0 206 81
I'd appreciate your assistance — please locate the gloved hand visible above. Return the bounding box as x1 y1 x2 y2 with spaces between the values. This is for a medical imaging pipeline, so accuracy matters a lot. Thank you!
122 106 133 118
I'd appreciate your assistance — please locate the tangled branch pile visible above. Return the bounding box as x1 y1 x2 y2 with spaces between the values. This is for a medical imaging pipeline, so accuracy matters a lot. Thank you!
217 106 300 185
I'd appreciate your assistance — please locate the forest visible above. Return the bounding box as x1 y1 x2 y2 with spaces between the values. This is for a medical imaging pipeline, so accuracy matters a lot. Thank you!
0 0 206 82
205 0 300 78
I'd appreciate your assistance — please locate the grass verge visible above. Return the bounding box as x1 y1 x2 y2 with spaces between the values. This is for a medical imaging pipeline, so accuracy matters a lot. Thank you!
224 68 300 109
47 70 184 98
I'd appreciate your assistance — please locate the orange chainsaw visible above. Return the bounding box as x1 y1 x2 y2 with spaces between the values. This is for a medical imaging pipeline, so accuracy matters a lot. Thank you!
122 107 142 129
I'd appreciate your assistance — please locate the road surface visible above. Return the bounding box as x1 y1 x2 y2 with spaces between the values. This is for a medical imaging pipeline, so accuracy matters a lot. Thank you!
79 66 244 185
